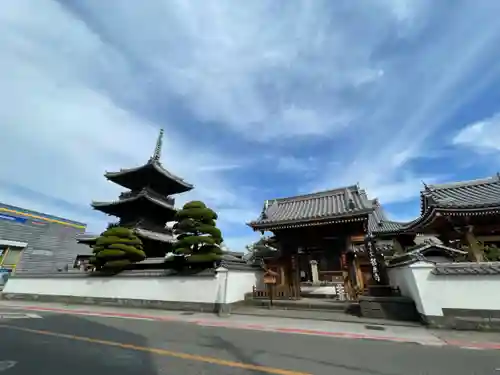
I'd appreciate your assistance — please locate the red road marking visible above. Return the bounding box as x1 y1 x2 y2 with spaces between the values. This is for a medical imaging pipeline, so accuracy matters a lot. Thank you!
11 305 500 350
445 340 500 350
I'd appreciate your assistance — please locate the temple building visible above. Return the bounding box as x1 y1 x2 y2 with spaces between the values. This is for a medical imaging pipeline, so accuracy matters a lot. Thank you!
372 174 500 261
81 129 193 257
247 185 386 300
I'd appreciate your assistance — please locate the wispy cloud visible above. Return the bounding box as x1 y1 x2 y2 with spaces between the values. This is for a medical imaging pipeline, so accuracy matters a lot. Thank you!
453 113 500 153
311 0 500 203
275 156 319 174
2 0 500 251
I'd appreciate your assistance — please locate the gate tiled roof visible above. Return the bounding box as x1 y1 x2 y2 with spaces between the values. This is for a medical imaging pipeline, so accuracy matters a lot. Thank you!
248 185 374 229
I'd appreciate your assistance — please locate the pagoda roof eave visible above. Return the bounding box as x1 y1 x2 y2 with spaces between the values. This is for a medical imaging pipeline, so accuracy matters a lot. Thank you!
135 228 175 243
105 161 193 194
76 229 175 244
76 234 98 246
91 191 176 211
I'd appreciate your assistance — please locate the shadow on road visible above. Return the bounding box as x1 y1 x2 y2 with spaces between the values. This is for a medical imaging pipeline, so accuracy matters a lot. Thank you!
204 331 398 375
0 313 158 375
205 334 263 368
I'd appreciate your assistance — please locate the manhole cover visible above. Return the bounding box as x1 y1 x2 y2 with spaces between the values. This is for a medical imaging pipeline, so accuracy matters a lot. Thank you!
364 325 386 331
180 312 195 316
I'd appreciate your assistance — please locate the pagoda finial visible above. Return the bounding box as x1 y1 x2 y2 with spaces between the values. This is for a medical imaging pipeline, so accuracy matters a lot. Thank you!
151 128 164 162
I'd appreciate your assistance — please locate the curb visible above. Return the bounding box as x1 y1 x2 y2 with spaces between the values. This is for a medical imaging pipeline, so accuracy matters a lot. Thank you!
231 309 422 328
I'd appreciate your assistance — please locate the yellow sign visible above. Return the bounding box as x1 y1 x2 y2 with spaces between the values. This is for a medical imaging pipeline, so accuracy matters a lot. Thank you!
263 275 277 284
0 207 86 229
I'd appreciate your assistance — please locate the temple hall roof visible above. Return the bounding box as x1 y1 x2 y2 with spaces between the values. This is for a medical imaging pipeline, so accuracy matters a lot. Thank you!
421 174 500 212
368 199 406 234
386 244 467 268
248 185 374 230
372 174 500 236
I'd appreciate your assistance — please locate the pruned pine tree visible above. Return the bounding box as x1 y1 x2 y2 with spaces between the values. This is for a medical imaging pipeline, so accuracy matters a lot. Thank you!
90 227 146 270
172 201 223 265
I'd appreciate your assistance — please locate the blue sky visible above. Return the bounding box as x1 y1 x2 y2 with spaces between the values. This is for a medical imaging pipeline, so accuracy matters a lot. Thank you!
1 0 500 251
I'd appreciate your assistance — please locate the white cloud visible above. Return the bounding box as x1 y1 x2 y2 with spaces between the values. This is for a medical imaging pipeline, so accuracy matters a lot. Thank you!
275 156 318 174
46 0 395 142
221 233 262 253
452 113 500 153
2 0 500 252
0 0 256 245
311 1 500 203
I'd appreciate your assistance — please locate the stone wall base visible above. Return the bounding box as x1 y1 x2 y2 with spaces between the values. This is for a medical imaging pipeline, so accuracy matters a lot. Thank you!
1 292 239 316
423 308 500 332
359 295 420 322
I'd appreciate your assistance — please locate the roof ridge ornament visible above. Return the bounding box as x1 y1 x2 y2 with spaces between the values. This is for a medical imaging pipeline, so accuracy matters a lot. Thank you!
344 188 355 210
150 128 164 162
261 200 269 220
496 172 500 181
348 198 356 210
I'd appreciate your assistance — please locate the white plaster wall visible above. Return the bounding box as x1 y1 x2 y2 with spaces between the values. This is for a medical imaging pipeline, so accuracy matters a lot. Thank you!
225 269 262 303
388 262 500 317
387 265 424 312
3 269 261 304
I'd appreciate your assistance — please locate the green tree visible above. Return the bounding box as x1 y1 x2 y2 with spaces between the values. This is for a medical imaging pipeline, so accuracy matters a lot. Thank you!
245 236 279 263
172 201 223 264
484 244 500 261
90 227 146 270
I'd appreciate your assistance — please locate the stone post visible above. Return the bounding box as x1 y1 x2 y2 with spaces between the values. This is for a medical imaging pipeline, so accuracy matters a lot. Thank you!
464 225 484 262
393 238 404 254
309 260 319 284
215 266 230 317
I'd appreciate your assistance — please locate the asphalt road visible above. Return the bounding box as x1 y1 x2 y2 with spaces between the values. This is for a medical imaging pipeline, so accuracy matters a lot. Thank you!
0 311 499 375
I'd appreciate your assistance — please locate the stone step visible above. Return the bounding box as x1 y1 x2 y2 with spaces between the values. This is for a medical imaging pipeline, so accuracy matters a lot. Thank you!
232 306 422 327
245 298 357 313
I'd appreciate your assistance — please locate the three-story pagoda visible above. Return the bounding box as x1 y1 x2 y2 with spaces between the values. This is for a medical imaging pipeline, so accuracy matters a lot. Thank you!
90 129 193 257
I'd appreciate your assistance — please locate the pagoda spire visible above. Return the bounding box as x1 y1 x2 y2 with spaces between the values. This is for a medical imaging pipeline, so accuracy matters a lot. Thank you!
150 128 164 162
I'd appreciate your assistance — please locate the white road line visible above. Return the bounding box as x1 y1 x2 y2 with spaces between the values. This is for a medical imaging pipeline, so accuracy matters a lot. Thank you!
53 311 156 321
0 313 42 319
0 361 17 372
24 313 43 319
